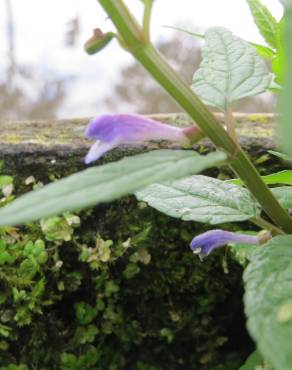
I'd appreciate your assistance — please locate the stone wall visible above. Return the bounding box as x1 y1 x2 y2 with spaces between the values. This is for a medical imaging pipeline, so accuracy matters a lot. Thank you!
0 114 281 369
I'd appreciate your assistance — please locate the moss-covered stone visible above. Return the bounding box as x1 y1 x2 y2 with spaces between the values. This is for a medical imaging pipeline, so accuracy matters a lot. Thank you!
0 114 283 369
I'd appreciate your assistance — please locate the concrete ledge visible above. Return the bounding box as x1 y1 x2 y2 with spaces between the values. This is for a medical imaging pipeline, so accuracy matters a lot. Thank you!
0 113 276 368
0 113 278 178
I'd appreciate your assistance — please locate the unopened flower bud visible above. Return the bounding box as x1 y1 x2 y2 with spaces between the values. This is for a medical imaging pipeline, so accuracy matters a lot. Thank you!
84 28 115 55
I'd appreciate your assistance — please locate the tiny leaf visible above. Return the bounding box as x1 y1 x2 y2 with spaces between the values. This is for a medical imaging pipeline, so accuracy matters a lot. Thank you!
0 150 226 226
244 235 292 370
191 27 271 111
136 175 259 224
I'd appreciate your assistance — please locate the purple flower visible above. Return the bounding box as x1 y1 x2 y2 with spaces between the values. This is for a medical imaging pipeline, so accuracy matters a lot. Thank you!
190 229 260 260
84 114 202 164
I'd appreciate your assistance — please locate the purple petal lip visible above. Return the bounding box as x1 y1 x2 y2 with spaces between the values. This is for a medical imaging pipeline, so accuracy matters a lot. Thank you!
84 114 189 164
190 229 259 260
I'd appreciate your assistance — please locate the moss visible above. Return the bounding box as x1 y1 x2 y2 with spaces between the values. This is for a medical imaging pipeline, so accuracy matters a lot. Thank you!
0 165 261 369
0 175 255 369
0 113 282 369
247 114 270 124
0 194 252 369
3 134 22 145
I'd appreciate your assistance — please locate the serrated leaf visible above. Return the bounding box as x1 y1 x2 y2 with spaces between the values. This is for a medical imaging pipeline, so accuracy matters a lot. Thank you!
191 27 271 111
244 235 292 370
247 0 278 49
271 186 292 209
229 170 292 186
168 25 275 60
279 6 292 159
136 175 259 225
0 150 226 227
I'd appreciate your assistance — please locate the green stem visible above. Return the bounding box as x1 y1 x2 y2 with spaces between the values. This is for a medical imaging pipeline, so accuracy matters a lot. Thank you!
142 0 154 42
225 102 238 145
97 0 292 234
251 217 285 235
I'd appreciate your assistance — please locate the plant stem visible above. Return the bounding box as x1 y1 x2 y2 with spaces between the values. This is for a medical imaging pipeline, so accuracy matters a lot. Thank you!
225 102 238 145
251 217 285 235
97 0 292 234
142 0 154 42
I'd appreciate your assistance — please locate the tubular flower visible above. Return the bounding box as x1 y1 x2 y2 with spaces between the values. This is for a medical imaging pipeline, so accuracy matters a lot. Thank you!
190 229 261 260
84 114 202 164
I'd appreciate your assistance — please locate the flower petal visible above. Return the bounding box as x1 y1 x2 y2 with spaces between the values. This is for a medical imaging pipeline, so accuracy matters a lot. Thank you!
85 114 189 144
84 140 118 164
84 114 203 164
190 229 260 260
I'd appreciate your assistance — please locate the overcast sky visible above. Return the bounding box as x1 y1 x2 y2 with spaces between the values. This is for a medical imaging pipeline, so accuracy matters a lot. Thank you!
0 0 283 118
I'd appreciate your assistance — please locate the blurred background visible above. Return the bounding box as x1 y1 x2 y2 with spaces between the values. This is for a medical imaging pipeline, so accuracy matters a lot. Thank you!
0 0 283 121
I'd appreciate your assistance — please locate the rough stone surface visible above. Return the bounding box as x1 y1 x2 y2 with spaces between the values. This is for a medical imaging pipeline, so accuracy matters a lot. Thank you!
0 113 279 182
0 113 281 369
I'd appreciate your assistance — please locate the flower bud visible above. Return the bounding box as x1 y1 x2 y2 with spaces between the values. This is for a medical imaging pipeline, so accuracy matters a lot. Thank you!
84 28 115 55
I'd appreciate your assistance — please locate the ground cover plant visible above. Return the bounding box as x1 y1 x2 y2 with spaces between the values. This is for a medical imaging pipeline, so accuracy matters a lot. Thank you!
1 0 292 369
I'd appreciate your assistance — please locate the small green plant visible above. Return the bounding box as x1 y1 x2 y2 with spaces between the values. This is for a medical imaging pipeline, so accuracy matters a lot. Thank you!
1 0 292 369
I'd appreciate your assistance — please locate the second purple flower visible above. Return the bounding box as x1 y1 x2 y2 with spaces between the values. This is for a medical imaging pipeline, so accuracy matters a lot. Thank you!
84 114 202 164
190 229 261 260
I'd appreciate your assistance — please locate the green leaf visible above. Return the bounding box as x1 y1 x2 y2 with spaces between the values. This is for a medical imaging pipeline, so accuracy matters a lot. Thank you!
75 302 97 325
191 27 271 111
167 25 275 60
271 19 285 84
271 186 292 209
247 0 278 49
0 176 13 187
136 175 259 225
250 42 275 59
244 235 292 370
229 170 292 186
268 150 292 162
18 258 39 279
268 77 283 93
0 150 226 226
238 350 266 370
40 216 74 242
279 7 292 158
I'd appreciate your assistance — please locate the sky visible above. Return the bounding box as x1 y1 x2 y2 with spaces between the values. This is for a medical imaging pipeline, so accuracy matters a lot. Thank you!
0 0 284 118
